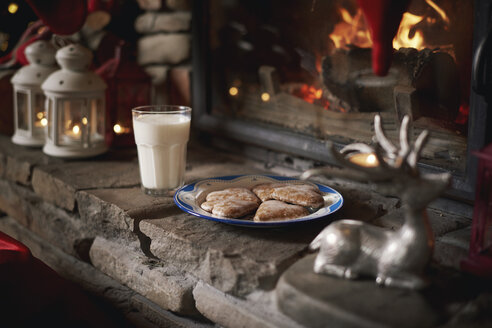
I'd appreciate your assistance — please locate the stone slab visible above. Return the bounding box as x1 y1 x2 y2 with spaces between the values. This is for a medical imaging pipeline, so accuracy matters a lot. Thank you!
140 213 328 296
135 12 191 33
0 135 61 185
131 294 214 328
434 227 471 269
90 236 198 315
138 34 190 65
193 281 302 328
77 187 175 222
276 254 443 328
32 161 140 211
0 179 93 257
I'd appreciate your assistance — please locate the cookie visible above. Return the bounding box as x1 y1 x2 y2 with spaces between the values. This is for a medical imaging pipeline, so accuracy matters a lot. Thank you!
254 200 309 222
200 187 260 218
202 199 259 218
205 187 260 203
272 184 324 208
252 183 324 208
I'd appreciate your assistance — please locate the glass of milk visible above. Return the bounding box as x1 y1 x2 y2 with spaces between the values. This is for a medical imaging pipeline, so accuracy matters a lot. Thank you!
132 105 192 196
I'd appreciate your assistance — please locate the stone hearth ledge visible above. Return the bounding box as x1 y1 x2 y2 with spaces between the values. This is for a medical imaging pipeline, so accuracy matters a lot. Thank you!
0 135 478 327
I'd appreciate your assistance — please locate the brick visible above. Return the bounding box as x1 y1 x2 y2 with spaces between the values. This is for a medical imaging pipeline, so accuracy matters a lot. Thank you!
140 213 326 296
138 34 190 65
193 282 301 328
0 180 93 256
144 65 169 85
136 0 162 10
165 0 190 11
32 161 140 211
0 135 61 185
90 236 198 315
135 12 191 33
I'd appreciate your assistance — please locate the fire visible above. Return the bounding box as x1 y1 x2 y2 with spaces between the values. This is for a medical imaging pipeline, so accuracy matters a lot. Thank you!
329 8 372 50
293 84 330 109
392 12 425 50
329 0 450 51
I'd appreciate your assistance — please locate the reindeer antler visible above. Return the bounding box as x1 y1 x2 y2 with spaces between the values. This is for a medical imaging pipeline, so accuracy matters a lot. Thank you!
301 114 432 184
374 114 397 159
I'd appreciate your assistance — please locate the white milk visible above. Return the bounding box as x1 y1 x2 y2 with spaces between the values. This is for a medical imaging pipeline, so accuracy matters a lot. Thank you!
133 113 191 190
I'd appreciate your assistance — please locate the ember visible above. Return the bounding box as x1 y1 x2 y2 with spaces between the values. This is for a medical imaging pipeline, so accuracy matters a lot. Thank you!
292 84 330 109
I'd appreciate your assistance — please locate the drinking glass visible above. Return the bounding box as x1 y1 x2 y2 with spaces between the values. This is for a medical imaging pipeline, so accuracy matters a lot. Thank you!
132 105 192 196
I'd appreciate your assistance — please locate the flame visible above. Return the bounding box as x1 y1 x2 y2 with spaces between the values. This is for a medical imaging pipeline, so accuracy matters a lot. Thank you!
329 8 372 50
72 125 80 135
425 0 449 26
392 12 425 50
329 0 450 51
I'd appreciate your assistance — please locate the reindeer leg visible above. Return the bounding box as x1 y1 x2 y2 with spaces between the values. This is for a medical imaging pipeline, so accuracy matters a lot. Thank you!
314 256 359 279
376 273 428 290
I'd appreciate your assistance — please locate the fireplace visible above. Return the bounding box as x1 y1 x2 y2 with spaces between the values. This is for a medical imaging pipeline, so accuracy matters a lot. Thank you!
192 0 492 200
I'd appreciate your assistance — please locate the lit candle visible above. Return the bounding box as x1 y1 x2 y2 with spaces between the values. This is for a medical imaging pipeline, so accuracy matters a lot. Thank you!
349 153 379 167
229 86 239 96
34 112 47 128
261 92 270 102
113 123 131 134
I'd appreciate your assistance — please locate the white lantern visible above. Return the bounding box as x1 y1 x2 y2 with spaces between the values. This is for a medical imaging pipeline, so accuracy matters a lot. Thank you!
42 44 107 158
11 40 57 146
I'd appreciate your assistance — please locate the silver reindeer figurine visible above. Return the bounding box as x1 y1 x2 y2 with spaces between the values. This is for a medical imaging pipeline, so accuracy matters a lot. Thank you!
301 115 451 289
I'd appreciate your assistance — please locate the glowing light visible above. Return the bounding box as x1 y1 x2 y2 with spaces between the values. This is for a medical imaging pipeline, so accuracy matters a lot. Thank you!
82 117 88 125
72 125 80 135
329 0 450 51
40 118 48 126
349 153 379 167
366 154 377 166
393 12 425 50
229 87 239 96
425 0 449 25
113 124 122 134
292 84 330 109
329 8 372 49
261 92 270 102
8 3 18 14
36 112 44 120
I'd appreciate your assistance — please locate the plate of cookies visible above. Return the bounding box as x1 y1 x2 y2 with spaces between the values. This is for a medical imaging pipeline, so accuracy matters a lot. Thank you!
173 175 343 227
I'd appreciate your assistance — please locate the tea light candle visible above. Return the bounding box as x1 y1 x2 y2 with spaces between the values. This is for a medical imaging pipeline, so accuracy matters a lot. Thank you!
349 153 379 167
113 123 131 134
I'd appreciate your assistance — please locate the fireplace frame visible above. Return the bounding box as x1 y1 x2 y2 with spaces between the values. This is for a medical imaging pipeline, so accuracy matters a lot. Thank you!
191 0 492 201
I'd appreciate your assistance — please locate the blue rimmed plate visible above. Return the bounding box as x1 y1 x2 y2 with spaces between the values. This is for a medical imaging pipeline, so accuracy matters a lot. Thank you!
173 175 343 227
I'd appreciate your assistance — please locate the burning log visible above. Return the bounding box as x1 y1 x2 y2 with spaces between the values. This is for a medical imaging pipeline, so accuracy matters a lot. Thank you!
321 47 460 123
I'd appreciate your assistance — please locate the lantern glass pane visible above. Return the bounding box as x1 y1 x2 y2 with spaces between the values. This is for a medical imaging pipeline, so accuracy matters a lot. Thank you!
91 98 105 140
58 99 85 146
47 98 53 141
16 91 29 131
33 93 46 136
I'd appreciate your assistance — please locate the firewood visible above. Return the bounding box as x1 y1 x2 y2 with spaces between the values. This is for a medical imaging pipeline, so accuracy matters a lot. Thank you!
321 47 460 122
